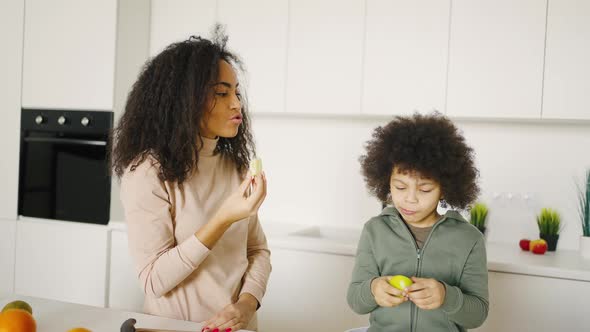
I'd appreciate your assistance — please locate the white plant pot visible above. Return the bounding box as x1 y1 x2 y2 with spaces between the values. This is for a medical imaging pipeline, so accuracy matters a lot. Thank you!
579 236 590 260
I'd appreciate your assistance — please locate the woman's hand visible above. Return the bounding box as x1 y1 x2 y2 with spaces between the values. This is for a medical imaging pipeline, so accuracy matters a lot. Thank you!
407 277 446 310
201 293 258 332
196 172 267 249
370 276 408 307
213 172 267 226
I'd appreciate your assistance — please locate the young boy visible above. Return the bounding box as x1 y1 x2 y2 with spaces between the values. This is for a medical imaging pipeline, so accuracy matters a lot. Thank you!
347 113 488 332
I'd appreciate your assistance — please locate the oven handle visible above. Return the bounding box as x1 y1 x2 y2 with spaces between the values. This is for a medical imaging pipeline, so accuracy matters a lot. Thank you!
23 137 107 146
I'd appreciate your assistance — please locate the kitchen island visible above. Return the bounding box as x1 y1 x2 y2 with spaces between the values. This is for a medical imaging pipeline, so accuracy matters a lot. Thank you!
0 293 252 332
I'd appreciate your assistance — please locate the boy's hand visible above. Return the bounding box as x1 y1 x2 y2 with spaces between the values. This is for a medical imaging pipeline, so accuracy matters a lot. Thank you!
406 277 446 310
370 276 408 307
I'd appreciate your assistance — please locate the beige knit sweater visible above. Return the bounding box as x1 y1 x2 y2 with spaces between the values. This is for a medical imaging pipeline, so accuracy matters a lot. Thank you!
120 136 271 330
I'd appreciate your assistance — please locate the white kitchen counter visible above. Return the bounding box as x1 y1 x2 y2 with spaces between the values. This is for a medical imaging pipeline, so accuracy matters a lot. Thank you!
260 223 590 282
485 242 590 282
0 293 252 332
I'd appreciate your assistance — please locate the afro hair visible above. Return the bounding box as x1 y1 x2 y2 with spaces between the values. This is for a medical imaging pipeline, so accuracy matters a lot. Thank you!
360 112 479 209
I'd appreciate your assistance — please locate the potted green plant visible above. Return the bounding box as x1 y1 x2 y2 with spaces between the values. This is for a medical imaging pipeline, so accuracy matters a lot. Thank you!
469 202 489 235
537 208 561 251
578 170 590 259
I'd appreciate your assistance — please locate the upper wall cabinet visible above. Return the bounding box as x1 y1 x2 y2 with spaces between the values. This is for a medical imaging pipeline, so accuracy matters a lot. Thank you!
286 0 365 115
542 0 590 120
21 0 117 111
0 0 24 220
150 0 217 56
446 0 547 119
362 0 450 116
218 0 288 113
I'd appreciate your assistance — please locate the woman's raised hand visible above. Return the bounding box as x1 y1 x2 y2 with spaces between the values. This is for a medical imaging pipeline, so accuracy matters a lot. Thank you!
213 172 267 226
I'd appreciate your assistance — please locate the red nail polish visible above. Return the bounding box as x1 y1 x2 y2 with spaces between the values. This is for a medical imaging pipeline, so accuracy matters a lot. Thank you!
212 329 219 332
226 329 232 332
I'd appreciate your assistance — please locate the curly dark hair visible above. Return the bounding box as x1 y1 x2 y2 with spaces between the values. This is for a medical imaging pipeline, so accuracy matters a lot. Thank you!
110 25 255 184
360 112 479 209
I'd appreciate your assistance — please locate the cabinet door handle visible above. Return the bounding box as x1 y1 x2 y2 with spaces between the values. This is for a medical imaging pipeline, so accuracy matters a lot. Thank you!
23 137 107 146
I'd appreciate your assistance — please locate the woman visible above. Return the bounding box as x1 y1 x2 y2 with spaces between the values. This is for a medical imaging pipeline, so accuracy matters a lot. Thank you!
110 28 271 332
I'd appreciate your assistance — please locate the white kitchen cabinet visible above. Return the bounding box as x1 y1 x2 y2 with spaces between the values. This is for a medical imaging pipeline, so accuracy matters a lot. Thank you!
473 271 590 331
218 0 289 114
446 0 547 119
150 0 217 56
258 248 368 332
107 229 144 311
112 0 151 122
0 219 17 294
14 218 109 307
286 0 365 115
542 0 590 120
362 0 450 116
21 0 117 111
0 0 24 221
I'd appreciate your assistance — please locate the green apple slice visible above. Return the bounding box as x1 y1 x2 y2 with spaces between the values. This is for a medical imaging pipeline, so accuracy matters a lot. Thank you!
249 158 263 176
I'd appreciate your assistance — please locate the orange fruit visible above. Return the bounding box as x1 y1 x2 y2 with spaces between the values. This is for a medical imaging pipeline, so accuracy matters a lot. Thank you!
0 309 36 332
1 301 33 315
67 329 92 332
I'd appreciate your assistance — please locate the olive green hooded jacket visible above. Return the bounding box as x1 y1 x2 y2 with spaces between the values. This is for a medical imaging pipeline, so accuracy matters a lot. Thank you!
347 207 489 332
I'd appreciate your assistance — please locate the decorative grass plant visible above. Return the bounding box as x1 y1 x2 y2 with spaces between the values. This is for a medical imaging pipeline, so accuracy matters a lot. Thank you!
537 208 561 236
470 202 489 234
579 170 590 237
537 208 561 251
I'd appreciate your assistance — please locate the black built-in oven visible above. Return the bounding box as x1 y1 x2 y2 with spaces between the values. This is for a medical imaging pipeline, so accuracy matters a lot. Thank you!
18 109 113 225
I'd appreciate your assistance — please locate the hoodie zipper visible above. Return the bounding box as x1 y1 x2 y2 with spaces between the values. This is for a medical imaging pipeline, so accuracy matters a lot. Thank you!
398 215 447 332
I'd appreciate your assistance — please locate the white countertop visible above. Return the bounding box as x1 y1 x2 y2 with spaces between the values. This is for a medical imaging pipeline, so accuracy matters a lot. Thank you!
0 293 252 332
108 220 590 282
486 242 590 282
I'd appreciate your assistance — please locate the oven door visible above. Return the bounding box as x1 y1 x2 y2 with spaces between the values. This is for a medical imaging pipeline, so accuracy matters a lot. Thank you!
18 132 111 224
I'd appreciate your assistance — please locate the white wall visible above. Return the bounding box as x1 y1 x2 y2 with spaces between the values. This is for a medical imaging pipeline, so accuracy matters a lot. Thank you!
252 115 590 251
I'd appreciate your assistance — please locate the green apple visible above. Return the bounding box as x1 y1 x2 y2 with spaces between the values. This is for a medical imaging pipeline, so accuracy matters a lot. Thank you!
249 158 263 176
388 275 413 294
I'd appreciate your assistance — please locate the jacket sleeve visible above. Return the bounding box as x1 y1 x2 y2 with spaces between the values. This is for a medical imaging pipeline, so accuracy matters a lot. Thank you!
121 160 210 298
239 214 272 307
347 223 380 314
441 237 489 328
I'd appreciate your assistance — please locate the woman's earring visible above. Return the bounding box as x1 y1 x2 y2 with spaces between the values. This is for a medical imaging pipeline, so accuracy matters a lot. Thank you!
439 199 448 208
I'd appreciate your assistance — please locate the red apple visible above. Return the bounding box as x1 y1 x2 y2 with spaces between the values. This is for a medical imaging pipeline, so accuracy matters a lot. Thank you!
519 239 530 251
529 239 547 252
531 240 548 255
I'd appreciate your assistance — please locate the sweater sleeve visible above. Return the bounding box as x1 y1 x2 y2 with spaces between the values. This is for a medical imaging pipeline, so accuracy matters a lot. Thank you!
239 214 272 307
347 223 380 314
441 237 489 328
120 160 211 298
